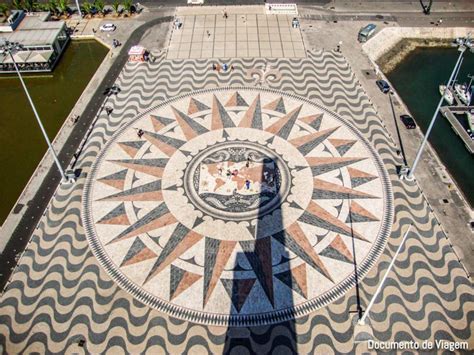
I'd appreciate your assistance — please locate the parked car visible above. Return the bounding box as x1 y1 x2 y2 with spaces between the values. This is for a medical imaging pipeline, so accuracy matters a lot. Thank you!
358 23 376 42
376 79 390 93
100 23 116 32
400 114 416 129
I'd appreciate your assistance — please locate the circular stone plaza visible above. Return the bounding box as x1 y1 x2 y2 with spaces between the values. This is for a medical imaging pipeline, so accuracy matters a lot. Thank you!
0 4 472 354
83 88 392 326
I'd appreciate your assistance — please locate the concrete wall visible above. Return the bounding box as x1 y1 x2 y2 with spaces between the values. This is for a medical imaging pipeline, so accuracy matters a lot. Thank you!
363 27 473 61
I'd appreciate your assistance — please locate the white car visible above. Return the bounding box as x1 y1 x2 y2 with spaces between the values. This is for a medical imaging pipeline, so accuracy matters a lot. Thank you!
100 24 116 32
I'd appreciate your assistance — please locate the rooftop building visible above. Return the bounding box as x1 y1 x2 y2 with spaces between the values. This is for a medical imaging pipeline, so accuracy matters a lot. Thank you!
0 11 69 73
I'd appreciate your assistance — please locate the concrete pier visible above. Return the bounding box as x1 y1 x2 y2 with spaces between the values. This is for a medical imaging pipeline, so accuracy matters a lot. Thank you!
440 105 474 154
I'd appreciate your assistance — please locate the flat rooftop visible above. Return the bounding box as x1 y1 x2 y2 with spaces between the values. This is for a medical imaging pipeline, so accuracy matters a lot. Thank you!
1 13 64 47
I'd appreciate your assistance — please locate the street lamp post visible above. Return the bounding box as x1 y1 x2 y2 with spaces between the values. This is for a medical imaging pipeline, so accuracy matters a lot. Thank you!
75 0 82 18
405 37 473 181
0 39 68 182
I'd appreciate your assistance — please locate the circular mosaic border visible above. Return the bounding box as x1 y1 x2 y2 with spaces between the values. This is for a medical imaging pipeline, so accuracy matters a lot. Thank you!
183 140 293 222
82 87 394 327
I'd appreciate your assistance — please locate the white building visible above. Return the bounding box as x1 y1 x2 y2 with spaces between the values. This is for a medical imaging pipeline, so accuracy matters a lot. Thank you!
0 11 69 72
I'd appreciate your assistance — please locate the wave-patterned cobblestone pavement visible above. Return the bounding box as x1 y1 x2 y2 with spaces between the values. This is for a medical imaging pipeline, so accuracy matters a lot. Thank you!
0 50 472 353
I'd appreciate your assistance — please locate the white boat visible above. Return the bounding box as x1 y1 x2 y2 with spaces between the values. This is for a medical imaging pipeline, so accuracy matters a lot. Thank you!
452 37 466 47
454 83 471 105
467 110 474 132
439 85 454 105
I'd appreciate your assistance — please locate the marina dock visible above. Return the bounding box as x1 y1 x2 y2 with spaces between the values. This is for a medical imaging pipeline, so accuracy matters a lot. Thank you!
440 105 474 154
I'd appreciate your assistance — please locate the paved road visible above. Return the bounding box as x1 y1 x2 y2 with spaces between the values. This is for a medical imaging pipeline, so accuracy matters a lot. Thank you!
0 14 173 291
29 0 473 11
393 12 474 26
301 11 474 26
136 0 473 10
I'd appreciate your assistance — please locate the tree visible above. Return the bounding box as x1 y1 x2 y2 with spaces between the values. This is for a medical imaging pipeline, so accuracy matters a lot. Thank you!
112 0 120 16
46 0 58 16
11 0 22 10
23 0 38 12
0 3 9 17
122 0 132 15
57 0 68 16
94 0 105 16
81 1 93 16
38 3 49 11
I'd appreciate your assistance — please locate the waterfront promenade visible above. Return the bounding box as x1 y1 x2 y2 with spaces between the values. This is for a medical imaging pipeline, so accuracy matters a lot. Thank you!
302 20 474 274
0 3 473 353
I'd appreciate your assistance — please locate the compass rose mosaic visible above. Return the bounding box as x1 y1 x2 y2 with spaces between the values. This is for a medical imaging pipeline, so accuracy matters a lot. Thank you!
82 88 393 326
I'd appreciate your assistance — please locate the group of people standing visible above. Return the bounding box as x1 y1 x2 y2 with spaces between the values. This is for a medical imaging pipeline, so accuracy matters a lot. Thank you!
212 63 235 72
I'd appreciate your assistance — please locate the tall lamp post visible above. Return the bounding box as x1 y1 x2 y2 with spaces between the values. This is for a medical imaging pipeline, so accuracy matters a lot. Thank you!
0 39 68 182
405 37 473 181
75 0 82 18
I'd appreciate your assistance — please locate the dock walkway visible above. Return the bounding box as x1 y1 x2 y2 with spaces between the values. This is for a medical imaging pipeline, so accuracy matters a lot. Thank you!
440 105 474 154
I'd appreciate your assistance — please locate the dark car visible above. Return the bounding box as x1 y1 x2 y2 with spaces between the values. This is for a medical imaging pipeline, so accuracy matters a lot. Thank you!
400 114 416 129
376 79 390 93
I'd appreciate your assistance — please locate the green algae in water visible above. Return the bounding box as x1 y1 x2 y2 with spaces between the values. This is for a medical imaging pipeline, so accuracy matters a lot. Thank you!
0 40 108 224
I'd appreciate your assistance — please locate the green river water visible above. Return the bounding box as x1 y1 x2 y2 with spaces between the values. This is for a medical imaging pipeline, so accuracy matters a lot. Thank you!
387 47 474 208
0 40 108 225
